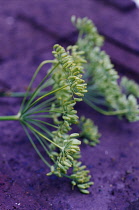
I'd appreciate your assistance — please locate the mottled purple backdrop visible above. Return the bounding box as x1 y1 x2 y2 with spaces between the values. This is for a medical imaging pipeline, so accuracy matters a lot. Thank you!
0 1 139 210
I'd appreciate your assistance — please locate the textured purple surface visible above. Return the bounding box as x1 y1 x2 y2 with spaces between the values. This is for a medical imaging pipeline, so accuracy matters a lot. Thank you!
0 1 139 209
1 0 139 75
97 0 136 11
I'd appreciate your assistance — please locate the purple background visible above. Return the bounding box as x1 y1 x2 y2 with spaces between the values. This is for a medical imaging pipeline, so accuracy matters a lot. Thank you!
0 1 139 209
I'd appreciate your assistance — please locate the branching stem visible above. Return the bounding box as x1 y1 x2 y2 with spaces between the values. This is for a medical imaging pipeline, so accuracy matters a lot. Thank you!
22 124 51 168
84 97 138 116
27 85 68 111
25 122 63 150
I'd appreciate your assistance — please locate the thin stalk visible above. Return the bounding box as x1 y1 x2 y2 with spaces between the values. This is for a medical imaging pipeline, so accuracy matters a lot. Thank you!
25 115 53 119
0 113 20 121
85 90 103 97
22 62 59 113
39 135 50 150
1 78 54 98
38 78 54 92
1 91 49 98
22 124 51 168
25 122 63 150
31 110 62 114
20 60 56 112
23 109 63 118
24 96 56 115
84 94 106 105
62 173 72 180
30 128 51 158
26 119 58 129
24 85 68 113
84 97 131 116
27 119 54 137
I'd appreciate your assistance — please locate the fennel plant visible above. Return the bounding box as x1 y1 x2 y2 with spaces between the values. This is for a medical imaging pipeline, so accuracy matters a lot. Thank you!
1 16 139 194
0 44 93 194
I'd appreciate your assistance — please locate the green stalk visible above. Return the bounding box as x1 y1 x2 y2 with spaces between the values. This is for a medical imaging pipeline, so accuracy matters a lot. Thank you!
30 128 51 158
27 109 63 114
0 113 20 121
24 84 68 113
27 119 54 137
24 96 56 115
21 62 59 113
84 93 106 106
1 91 48 98
84 97 129 116
20 61 57 111
25 122 63 150
26 119 58 129
23 109 63 119
24 115 53 119
22 124 51 168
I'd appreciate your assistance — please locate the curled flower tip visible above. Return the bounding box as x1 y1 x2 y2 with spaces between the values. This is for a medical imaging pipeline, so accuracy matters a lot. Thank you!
70 160 93 194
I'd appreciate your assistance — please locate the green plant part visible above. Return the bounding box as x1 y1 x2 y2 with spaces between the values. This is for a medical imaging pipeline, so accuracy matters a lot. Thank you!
2 17 139 123
2 16 139 194
0 44 93 194
120 76 139 98
53 44 87 101
46 45 92 193
70 160 94 194
79 116 101 146
72 16 139 122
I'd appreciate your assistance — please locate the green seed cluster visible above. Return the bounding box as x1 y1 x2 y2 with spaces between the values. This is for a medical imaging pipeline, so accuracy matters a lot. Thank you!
79 116 101 146
120 76 139 98
48 133 81 176
46 45 93 193
53 44 87 100
73 16 139 122
71 160 94 194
